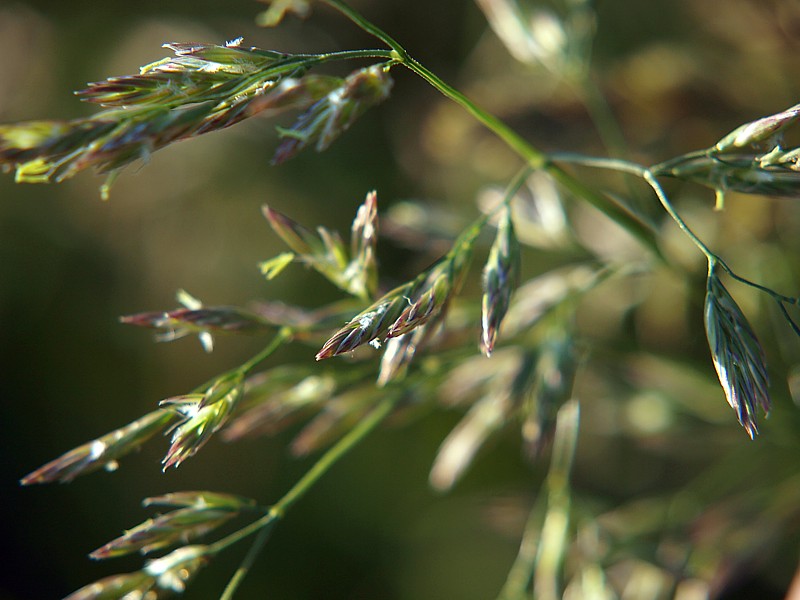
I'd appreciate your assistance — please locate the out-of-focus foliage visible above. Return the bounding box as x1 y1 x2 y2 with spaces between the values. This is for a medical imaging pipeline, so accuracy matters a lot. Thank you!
4 1 800 599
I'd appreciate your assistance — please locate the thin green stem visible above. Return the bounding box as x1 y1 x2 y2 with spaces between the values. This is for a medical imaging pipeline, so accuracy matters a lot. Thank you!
190 327 292 396
320 0 408 59
238 327 293 374
402 57 547 168
403 55 661 259
497 496 547 600
502 165 535 209
274 393 397 514
207 392 400 598
575 76 630 160
551 153 800 307
649 149 713 175
219 525 274 600
320 0 661 259
551 153 716 259
307 48 394 63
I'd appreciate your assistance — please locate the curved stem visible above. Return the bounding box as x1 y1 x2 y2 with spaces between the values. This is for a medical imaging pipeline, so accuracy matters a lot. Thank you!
207 392 400 597
320 0 408 59
238 327 293 374
402 57 547 168
320 0 661 259
551 153 800 306
191 327 293 395
403 55 661 258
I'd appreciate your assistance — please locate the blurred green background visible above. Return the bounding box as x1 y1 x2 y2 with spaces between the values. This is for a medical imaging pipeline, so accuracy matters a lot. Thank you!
3 1 800 598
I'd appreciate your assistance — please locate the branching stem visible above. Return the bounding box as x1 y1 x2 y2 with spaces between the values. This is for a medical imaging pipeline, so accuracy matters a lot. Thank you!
320 0 661 258
208 391 400 598
550 152 800 307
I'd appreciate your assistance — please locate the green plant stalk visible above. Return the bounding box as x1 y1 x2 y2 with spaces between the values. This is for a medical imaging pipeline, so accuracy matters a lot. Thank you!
238 327 294 374
320 0 662 259
188 327 292 397
208 391 400 599
550 153 800 306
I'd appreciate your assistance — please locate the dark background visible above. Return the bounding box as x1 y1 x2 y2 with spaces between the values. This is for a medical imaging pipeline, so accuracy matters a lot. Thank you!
3 1 800 598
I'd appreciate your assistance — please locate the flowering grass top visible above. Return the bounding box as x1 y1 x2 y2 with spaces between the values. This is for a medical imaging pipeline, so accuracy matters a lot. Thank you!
0 39 393 198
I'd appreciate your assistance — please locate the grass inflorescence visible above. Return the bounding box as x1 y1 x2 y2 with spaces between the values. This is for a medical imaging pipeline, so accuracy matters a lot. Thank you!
10 0 800 598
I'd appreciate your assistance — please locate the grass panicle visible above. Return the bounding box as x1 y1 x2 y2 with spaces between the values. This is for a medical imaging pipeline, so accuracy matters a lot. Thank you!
13 1 800 598
262 191 380 300
272 64 393 165
65 545 209 600
0 39 385 198
317 222 480 360
481 206 521 356
704 264 771 438
160 385 243 470
20 409 176 485
121 301 272 354
349 190 380 299
654 102 800 205
314 290 411 360
714 102 800 152
90 492 257 560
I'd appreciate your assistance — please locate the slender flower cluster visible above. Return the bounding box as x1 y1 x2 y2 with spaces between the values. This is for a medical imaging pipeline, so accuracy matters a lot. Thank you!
316 226 480 361
481 206 521 356
348 191 380 299
653 102 800 202
121 294 272 353
160 372 244 469
65 545 208 600
272 65 393 164
20 409 176 485
0 39 383 197
262 191 379 300
90 492 257 559
704 265 771 438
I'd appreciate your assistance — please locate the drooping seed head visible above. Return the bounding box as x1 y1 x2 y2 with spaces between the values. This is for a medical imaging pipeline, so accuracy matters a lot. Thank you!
704 266 771 438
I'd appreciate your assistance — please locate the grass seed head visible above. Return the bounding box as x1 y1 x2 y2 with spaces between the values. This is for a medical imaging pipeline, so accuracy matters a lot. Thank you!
481 206 520 356
90 492 255 560
20 409 176 485
704 268 771 438
272 64 393 164
160 388 242 469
